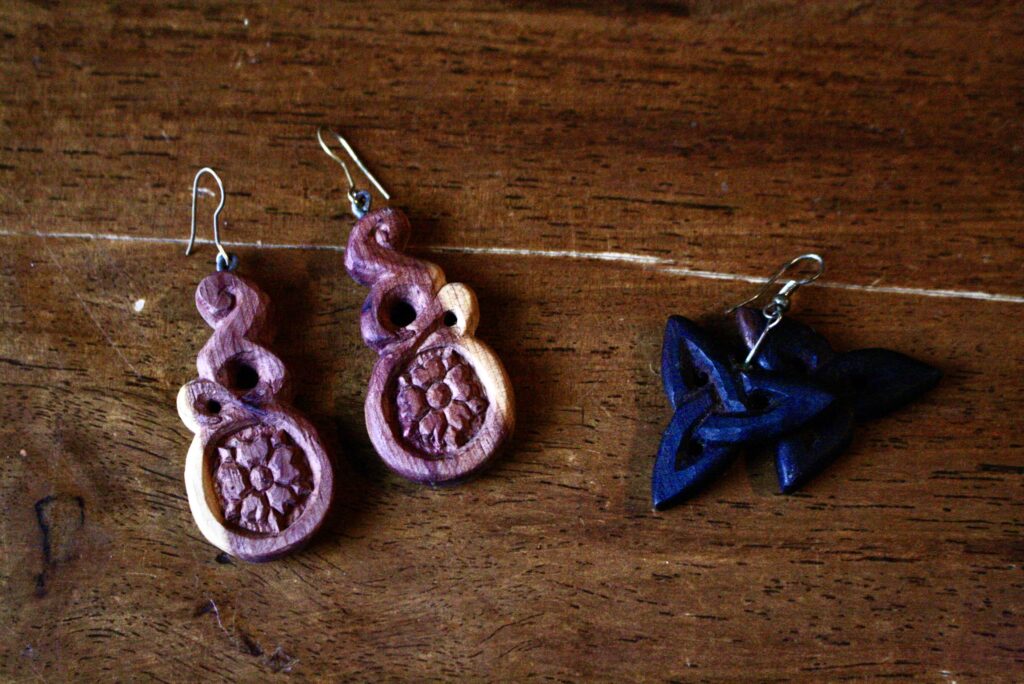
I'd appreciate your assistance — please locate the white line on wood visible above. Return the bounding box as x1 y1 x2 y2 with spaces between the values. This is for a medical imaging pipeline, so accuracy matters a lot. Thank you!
3 228 1022 304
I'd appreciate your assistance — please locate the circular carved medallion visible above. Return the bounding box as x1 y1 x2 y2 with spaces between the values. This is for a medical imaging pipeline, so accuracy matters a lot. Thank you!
211 425 313 535
395 348 490 457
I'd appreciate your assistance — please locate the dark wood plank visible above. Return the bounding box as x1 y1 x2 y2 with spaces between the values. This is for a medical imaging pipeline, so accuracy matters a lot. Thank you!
1 1 1021 681
1 1 1022 292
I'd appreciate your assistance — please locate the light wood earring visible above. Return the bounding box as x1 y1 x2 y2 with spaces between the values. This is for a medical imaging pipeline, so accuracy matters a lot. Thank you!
318 129 514 485
177 168 333 561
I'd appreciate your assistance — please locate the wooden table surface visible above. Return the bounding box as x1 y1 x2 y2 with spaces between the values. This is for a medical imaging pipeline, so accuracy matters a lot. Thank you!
1 2 1022 681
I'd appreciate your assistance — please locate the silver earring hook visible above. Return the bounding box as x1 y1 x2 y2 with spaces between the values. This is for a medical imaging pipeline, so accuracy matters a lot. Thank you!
726 253 825 368
316 126 390 218
187 167 236 270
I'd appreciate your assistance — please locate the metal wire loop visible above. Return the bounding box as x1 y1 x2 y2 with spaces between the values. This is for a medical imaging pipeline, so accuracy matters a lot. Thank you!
187 167 237 270
317 127 390 218
726 253 824 316
727 253 825 368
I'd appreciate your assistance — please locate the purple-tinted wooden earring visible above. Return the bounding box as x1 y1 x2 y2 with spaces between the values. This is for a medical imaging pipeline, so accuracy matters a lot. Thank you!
653 254 940 510
317 129 514 486
177 168 334 561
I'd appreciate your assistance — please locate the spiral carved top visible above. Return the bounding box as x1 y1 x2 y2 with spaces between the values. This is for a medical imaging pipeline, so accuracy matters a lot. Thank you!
178 271 332 562
344 207 515 484
194 272 286 406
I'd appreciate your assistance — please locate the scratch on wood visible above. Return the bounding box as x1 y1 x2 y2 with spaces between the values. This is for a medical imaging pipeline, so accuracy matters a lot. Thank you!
4 229 1022 304
196 598 298 669
39 240 142 376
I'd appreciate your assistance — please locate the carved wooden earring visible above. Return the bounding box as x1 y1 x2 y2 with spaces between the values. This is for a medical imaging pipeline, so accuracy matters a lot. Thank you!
317 128 514 485
653 254 940 510
177 168 333 561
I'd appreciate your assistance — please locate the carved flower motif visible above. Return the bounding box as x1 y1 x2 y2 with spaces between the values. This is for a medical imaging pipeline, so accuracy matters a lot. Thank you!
212 426 312 535
396 348 489 456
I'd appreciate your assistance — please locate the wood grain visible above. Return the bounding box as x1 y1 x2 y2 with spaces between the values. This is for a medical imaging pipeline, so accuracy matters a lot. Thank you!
1 1 1022 681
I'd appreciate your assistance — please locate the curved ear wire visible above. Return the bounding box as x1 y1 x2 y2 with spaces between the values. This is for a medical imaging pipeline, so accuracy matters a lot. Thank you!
726 253 825 368
725 253 824 315
187 167 237 272
317 127 390 218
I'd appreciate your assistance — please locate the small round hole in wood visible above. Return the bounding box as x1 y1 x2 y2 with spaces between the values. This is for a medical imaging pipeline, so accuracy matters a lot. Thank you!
389 300 417 328
443 310 457 327
205 399 221 415
223 358 260 392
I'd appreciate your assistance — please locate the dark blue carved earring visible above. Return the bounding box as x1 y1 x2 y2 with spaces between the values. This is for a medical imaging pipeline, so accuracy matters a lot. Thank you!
653 254 940 510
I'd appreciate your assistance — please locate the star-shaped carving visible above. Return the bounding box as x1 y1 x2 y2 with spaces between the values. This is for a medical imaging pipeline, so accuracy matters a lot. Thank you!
735 307 941 493
653 316 835 509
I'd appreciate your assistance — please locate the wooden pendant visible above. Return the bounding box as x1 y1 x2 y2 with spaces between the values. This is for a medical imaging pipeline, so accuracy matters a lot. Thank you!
734 306 941 493
177 271 333 561
652 315 834 509
652 308 941 509
344 207 514 484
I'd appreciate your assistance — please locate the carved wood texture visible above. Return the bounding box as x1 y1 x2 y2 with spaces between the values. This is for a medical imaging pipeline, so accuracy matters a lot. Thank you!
344 207 514 484
177 271 333 561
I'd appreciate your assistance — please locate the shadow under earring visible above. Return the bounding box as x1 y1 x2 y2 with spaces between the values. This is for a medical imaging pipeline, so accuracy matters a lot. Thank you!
317 128 514 485
653 254 940 510
177 168 334 561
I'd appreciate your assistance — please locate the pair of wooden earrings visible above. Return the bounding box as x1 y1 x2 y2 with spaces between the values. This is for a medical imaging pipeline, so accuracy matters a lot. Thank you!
178 134 515 562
